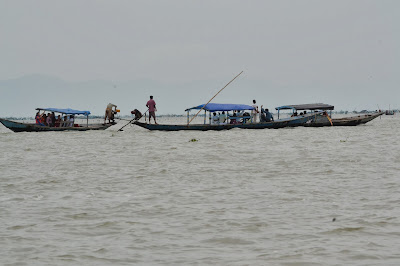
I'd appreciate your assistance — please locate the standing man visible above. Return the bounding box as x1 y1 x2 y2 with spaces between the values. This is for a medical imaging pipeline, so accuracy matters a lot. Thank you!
146 96 157 124
251 99 259 123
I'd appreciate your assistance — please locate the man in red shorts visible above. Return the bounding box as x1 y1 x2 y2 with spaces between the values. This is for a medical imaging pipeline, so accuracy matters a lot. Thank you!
146 95 157 124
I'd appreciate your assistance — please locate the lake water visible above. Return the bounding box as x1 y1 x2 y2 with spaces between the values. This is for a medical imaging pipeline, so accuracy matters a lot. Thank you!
1 114 399 265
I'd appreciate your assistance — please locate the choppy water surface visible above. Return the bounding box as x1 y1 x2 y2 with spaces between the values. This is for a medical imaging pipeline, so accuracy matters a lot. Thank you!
1 115 399 265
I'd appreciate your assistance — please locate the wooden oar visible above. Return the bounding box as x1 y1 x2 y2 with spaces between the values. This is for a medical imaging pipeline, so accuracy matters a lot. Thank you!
187 71 243 125
118 109 148 131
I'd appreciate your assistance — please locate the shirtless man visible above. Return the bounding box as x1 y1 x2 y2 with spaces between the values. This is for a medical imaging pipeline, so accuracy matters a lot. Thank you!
104 103 117 124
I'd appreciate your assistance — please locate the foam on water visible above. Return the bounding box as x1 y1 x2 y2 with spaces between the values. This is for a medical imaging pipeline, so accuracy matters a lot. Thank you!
1 115 399 265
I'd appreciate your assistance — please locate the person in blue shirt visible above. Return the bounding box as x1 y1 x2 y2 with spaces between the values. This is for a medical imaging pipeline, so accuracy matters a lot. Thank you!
260 105 274 122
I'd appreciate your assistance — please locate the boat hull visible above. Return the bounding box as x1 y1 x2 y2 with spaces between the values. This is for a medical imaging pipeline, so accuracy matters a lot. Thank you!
134 114 316 131
305 112 384 127
0 118 113 132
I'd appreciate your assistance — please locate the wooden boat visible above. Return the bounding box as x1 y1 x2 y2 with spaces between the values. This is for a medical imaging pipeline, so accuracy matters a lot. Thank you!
275 103 384 127
325 112 384 126
0 108 114 132
134 103 321 131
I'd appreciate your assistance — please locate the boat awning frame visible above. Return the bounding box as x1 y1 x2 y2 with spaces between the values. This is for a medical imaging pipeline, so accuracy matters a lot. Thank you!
185 103 254 112
36 108 91 116
275 103 334 111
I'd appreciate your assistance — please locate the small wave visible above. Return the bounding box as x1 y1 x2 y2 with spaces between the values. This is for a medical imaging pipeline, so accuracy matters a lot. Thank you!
7 224 36 230
203 237 254 245
323 226 364 234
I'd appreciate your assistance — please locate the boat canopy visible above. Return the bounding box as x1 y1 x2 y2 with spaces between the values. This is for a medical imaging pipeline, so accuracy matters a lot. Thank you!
275 103 334 111
36 108 91 116
185 103 254 112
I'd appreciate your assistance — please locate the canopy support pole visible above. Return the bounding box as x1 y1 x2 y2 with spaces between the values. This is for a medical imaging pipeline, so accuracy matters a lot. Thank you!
187 111 189 124
204 110 206 124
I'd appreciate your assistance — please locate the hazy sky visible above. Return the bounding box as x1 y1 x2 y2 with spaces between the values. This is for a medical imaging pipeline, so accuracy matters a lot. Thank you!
1 0 399 115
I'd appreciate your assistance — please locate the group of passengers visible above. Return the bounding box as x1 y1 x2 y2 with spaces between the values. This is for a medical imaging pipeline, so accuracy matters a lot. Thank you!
291 111 307 117
212 111 228 125
210 104 275 125
229 110 250 124
35 111 75 127
251 100 274 123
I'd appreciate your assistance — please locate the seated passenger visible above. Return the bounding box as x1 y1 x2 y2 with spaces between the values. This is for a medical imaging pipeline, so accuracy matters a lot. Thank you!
242 112 250 123
260 106 274 122
35 111 45 126
260 112 267 122
55 115 61 127
51 112 56 127
41 113 47 126
69 115 75 127
212 112 219 124
46 113 52 127
219 111 227 124
230 111 237 124
61 116 68 127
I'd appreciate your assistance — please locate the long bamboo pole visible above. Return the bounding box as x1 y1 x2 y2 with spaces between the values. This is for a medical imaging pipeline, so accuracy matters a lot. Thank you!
118 109 148 131
187 71 243 125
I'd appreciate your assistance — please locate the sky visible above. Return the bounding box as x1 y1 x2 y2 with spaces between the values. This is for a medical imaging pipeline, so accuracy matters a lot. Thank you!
0 0 399 116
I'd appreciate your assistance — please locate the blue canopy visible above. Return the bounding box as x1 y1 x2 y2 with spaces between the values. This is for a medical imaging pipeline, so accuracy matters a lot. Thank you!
36 108 91 116
185 103 254 112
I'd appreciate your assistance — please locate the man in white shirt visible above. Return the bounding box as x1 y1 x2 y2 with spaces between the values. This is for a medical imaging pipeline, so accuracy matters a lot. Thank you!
69 115 75 127
251 100 259 123
219 111 227 124
212 112 219 124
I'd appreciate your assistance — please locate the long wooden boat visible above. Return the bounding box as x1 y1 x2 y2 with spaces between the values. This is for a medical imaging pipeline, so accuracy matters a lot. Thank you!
275 103 384 127
0 107 114 132
0 118 113 132
134 103 321 131
134 115 315 131
312 112 384 127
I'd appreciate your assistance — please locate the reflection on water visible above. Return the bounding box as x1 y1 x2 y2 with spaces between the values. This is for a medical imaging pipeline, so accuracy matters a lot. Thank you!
1 115 399 265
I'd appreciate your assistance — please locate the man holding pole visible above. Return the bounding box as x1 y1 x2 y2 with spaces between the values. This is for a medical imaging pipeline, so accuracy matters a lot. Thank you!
146 96 157 124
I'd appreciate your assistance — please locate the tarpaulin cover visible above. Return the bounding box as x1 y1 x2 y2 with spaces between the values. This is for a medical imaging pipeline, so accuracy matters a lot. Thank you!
185 103 254 112
36 108 91 116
